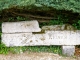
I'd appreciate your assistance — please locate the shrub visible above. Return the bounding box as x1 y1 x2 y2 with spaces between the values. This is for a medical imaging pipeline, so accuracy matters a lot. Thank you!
0 0 80 13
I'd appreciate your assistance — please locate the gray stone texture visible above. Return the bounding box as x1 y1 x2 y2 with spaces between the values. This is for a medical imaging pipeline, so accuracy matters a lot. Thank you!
2 20 41 33
62 46 75 56
2 30 80 47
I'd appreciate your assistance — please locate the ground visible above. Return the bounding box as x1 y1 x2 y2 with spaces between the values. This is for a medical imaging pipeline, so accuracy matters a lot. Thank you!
0 52 79 60
75 47 80 56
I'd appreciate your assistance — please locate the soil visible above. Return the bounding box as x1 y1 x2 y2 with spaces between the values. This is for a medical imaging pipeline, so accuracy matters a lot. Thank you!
0 52 79 60
75 47 80 56
0 47 79 60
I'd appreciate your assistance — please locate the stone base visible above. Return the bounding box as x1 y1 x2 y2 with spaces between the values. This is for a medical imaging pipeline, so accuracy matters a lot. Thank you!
62 46 75 56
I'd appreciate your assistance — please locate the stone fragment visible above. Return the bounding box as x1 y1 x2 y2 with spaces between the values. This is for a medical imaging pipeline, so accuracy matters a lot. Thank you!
62 46 75 56
42 24 76 31
2 33 33 46
2 20 41 33
42 25 62 31
2 30 80 47
34 34 49 45
2 33 49 46
45 31 80 45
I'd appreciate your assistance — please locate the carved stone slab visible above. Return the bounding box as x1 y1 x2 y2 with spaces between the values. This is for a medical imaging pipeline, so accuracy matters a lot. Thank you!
45 31 80 45
2 20 41 33
2 30 80 47
2 33 33 46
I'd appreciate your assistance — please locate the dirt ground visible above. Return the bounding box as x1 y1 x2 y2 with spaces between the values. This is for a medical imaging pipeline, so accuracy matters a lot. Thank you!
75 47 80 56
0 52 80 60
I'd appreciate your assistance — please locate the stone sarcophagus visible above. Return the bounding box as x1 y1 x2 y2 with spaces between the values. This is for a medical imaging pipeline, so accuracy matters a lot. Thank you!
1 20 80 56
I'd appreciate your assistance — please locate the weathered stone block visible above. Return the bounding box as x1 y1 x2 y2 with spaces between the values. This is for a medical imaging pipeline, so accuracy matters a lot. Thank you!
2 30 80 47
2 33 33 46
2 20 41 33
45 31 80 45
42 24 75 31
34 34 50 45
62 46 75 56
42 25 62 31
2 33 49 46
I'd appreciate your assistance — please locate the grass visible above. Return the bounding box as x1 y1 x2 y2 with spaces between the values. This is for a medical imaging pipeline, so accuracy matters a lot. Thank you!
0 44 62 55
25 46 62 54
8 16 29 22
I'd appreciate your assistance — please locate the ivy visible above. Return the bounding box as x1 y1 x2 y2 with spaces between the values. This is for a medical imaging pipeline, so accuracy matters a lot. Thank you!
0 0 80 13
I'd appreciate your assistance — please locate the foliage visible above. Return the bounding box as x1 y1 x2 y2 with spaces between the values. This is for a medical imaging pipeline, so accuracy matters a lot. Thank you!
0 0 80 13
39 15 68 27
0 44 27 54
9 46 27 54
0 43 9 54
25 46 62 54
0 45 62 55
35 0 80 13
49 20 63 25
8 16 28 22
0 0 35 10
72 20 80 30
